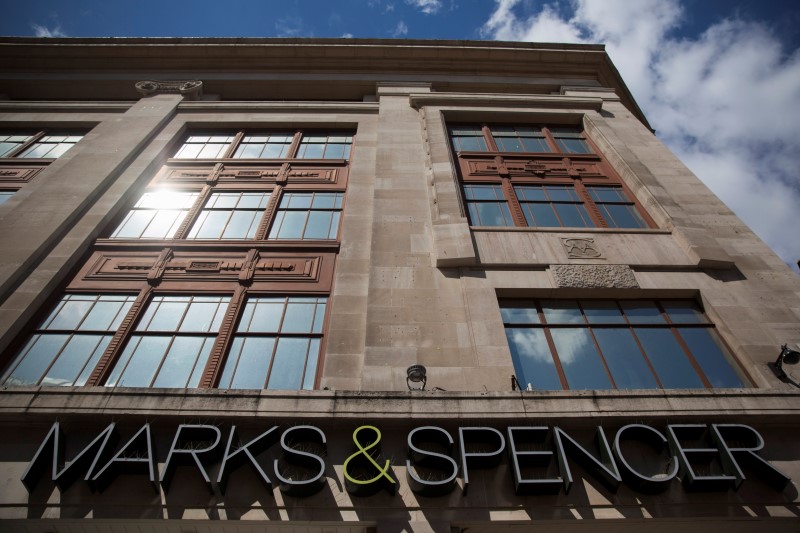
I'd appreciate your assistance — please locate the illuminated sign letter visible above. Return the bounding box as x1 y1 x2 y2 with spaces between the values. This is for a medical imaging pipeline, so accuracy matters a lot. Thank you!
406 426 458 496
273 425 328 497
160 424 222 493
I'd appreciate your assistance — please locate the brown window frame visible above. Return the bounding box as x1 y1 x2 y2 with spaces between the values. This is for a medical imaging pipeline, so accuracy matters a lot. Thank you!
170 129 354 162
449 123 655 230
501 298 749 391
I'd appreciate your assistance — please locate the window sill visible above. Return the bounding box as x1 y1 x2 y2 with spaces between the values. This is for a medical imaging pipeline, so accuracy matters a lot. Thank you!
470 226 671 235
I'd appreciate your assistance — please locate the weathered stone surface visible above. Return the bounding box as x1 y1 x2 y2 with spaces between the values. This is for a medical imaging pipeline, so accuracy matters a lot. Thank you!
551 263 639 289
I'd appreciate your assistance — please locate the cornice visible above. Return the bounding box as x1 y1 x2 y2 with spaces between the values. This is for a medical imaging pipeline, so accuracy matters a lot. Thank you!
409 92 605 111
0 101 132 113
177 101 380 113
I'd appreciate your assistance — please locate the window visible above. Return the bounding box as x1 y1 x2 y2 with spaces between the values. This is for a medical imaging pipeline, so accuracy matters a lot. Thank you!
1 294 135 387
0 190 15 206
448 124 652 229
105 295 229 388
516 185 593 228
463 185 513 227
268 192 343 240
173 130 353 160
0 132 83 159
3 292 330 391
501 299 744 391
219 296 326 390
110 191 200 239
186 192 271 240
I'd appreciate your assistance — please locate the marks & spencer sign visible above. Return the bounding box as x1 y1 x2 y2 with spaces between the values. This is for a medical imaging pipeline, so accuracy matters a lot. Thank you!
22 421 791 498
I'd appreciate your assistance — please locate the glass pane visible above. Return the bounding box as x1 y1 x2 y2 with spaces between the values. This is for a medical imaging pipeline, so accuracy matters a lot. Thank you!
141 210 184 239
494 136 523 152
634 328 704 388
550 328 612 390
593 329 659 389
601 204 646 229
304 211 333 239
47 143 73 158
19 143 52 158
284 193 313 209
0 191 14 205
300 143 324 159
554 203 592 228
582 301 625 324
311 193 338 209
152 336 208 388
505 328 562 390
453 136 487 152
556 138 591 154
180 299 229 332
302 338 321 389
221 210 259 239
328 212 341 239
114 336 171 387
175 143 203 159
267 337 309 390
678 328 743 388
238 192 269 209
515 187 547 201
663 301 707 324
588 187 626 203
276 211 307 239
282 301 315 333
473 202 512 226
541 300 583 324
142 300 186 331
621 301 665 323
42 335 107 386
520 137 551 152
233 143 263 158
465 185 500 200
46 297 93 330
312 302 327 334
189 210 228 239
227 337 275 389
3 334 68 386
80 300 125 331
245 300 284 332
523 203 560 227
500 306 540 324
545 186 579 202
112 211 152 239
211 193 240 209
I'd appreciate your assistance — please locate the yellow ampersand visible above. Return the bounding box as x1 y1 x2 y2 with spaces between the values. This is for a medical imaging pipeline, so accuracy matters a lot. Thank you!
342 425 396 487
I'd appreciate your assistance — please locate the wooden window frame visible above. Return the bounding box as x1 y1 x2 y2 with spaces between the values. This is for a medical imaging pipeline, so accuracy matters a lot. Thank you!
449 123 656 229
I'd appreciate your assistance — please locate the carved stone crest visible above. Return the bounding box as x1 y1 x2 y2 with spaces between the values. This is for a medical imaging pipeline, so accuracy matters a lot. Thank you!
561 237 602 259
135 80 203 100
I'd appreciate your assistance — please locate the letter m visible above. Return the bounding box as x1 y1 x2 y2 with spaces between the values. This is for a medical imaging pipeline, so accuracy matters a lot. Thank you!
22 422 117 492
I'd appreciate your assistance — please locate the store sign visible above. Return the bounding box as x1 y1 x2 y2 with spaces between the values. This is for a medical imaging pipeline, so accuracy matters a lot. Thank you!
21 421 791 497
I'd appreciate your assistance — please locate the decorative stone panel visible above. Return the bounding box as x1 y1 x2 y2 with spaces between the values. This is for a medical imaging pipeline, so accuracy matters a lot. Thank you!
551 264 639 289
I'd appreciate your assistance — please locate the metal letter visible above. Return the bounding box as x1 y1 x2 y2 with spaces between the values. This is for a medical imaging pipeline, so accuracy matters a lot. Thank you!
217 425 280 495
160 424 222 494
554 426 621 493
406 426 458 496
273 425 328 497
458 427 505 495
613 424 678 493
712 424 791 491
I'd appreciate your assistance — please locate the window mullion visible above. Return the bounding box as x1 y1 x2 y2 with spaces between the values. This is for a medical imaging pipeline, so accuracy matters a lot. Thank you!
199 285 247 388
222 131 245 159
4 131 46 158
574 180 607 228
628 327 666 389
254 185 283 240
482 124 499 152
501 178 527 227
86 285 154 386
541 126 561 153
172 186 212 240
287 131 303 159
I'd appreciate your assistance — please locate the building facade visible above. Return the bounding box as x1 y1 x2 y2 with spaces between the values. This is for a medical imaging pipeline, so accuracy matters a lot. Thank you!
0 37 798 532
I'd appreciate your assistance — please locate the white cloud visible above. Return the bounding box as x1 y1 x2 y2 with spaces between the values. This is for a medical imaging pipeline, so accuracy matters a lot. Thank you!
274 16 311 38
341 33 354 39
481 0 800 271
406 0 442 15
32 24 66 38
392 20 409 37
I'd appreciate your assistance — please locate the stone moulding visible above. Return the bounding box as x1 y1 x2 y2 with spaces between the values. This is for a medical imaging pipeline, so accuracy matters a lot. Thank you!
135 79 203 99
551 264 639 289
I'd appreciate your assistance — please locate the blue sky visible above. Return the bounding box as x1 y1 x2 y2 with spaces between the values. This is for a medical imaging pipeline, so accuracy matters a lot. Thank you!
2 0 799 271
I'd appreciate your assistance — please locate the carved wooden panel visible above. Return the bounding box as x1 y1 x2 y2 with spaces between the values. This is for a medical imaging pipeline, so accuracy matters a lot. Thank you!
459 154 608 182
73 250 334 290
158 162 347 186
0 167 44 183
